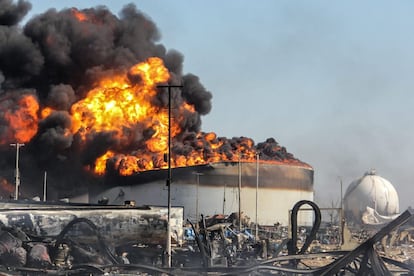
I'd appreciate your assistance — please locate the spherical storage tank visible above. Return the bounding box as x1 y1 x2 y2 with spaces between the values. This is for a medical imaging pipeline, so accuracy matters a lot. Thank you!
343 170 400 225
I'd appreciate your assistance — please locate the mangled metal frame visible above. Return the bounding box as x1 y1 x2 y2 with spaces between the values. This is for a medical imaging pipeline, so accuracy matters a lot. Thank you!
1 199 413 275
318 207 414 275
188 203 414 275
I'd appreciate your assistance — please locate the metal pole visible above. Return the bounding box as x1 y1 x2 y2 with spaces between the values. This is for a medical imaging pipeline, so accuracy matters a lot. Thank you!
157 84 182 268
167 86 172 268
340 177 343 211
339 176 344 245
255 152 259 240
196 173 199 224
223 182 226 214
238 155 242 231
10 143 24 200
43 171 47 202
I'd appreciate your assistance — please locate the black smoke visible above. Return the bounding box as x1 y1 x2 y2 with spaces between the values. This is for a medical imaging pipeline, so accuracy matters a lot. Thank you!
0 0 31 26
0 1 307 199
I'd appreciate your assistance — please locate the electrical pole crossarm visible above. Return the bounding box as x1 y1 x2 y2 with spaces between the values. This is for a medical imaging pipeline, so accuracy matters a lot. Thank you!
156 85 184 88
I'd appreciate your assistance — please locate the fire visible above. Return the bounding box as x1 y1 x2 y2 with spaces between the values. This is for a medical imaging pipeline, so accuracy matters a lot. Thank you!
0 4 311 186
0 178 14 193
71 8 88 22
41 107 54 119
70 58 174 140
0 57 308 177
94 151 115 175
2 94 39 143
0 57 307 177
69 57 182 175
68 56 308 175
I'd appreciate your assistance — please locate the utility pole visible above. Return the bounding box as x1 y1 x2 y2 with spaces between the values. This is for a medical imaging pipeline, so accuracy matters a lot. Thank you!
223 182 226 214
238 155 242 231
43 171 47 202
10 143 24 200
340 176 343 212
255 151 260 240
157 84 183 268
339 176 345 246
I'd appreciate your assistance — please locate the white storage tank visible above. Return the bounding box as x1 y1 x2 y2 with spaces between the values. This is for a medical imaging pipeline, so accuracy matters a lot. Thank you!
88 161 314 226
343 170 400 225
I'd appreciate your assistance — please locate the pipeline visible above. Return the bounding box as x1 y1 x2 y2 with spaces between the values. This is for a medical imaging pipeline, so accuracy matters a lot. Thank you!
288 200 322 256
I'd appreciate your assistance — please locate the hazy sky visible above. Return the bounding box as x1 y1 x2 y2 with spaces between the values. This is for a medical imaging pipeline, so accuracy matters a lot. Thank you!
25 1 414 210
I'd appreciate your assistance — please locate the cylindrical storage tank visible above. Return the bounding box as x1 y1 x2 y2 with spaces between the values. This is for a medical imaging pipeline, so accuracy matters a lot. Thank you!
343 170 400 225
89 161 314 226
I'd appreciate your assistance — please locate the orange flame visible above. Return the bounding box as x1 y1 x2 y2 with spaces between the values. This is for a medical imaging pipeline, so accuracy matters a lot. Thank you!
95 151 115 175
37 57 308 176
69 57 182 175
0 177 14 194
3 94 39 143
71 8 88 22
70 57 173 139
41 107 54 119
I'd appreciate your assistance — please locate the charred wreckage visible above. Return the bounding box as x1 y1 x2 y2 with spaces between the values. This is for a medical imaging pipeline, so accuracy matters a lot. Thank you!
0 200 413 275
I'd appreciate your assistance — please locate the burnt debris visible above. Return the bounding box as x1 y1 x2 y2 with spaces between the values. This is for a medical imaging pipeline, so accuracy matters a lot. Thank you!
0 200 413 275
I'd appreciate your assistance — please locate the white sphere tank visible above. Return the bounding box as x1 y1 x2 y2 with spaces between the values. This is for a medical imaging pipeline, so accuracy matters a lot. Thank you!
344 170 399 224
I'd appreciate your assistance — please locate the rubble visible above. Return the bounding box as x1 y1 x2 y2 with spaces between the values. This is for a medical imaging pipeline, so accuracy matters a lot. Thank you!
0 200 413 275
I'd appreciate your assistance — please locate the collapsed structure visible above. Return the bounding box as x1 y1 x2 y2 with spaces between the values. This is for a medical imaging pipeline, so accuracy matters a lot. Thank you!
0 198 413 275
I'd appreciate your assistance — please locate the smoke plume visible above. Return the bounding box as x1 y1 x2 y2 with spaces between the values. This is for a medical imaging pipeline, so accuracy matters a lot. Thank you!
0 1 309 198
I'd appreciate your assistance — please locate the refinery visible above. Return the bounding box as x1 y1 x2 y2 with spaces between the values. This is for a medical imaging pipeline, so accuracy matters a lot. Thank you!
0 166 413 275
0 1 413 275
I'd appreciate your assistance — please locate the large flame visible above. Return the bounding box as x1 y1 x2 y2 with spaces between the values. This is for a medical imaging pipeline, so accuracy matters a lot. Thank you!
69 57 276 175
70 57 186 175
0 57 307 177
1 94 39 144
71 58 172 139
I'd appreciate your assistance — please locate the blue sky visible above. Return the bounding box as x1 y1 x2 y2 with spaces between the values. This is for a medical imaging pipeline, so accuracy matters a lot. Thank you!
25 1 414 210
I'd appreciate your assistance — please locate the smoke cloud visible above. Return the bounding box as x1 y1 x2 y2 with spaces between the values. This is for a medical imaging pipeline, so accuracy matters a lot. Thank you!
0 1 307 199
